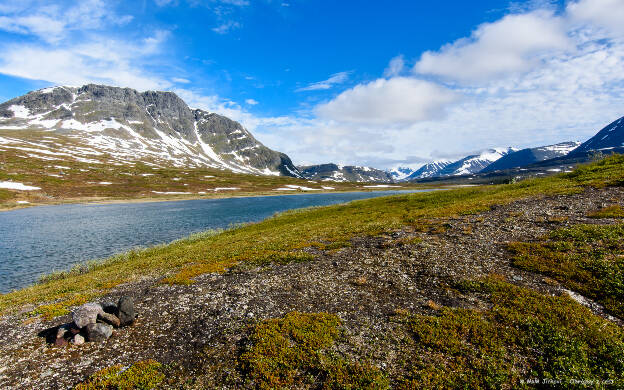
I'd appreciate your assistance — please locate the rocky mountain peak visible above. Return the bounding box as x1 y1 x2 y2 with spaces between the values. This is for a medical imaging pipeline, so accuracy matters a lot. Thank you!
0 84 301 177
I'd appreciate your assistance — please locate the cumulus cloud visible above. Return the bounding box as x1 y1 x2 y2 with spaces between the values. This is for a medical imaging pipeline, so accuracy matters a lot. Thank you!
315 77 458 125
245 98 259 105
414 11 570 83
295 71 350 92
567 0 624 35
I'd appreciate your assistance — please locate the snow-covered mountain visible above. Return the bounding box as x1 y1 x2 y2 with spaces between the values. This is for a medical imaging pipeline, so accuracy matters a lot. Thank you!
480 141 580 173
298 164 393 183
0 84 301 177
402 161 452 181
435 148 516 177
570 116 624 156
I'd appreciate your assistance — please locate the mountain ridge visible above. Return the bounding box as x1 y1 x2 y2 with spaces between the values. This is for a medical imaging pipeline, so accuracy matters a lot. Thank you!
0 84 301 177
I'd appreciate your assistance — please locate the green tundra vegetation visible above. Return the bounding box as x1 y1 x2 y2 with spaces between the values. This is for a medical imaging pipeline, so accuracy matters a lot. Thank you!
4 154 624 389
509 223 624 318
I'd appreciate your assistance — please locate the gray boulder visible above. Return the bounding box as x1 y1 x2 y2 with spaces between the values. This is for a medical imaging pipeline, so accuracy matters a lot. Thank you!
72 303 104 328
117 296 135 326
86 323 113 342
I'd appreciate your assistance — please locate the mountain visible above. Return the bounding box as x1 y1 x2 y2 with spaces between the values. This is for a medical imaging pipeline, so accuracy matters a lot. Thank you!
480 141 580 173
0 84 301 177
389 166 416 181
403 161 452 181
298 164 393 183
570 116 624 155
434 148 516 177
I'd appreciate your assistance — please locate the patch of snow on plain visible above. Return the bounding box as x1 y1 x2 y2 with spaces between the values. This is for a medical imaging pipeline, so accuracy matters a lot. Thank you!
151 191 192 195
16 200 30 204
321 186 335 190
363 185 401 188
213 187 240 191
98 182 113 185
0 181 41 190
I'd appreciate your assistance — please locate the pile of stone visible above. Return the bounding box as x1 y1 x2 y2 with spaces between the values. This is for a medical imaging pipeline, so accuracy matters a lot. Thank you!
54 296 135 347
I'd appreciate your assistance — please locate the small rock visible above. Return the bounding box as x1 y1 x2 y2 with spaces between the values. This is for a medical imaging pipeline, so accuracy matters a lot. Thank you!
71 334 85 345
54 337 68 347
97 312 120 328
86 323 113 342
117 296 135 326
56 324 70 339
73 303 104 328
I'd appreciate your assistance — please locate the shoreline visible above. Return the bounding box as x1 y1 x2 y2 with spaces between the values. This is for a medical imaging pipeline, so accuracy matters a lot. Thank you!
0 185 436 212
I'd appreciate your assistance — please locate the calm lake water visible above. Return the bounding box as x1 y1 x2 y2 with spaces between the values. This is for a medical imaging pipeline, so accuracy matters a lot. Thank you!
0 190 433 293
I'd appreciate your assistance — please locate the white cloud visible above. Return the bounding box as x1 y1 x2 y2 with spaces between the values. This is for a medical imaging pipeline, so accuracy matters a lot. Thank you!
0 0 133 43
295 71 350 92
0 43 171 91
383 55 405 78
315 77 458 125
414 11 570 83
172 77 191 83
567 0 624 35
245 98 259 105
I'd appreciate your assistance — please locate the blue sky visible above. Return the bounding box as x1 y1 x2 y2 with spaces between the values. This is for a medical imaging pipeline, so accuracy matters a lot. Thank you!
0 0 623 168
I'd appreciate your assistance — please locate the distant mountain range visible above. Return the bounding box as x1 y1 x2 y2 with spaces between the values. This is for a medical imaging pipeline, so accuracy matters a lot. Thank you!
0 84 623 184
398 116 624 182
298 164 393 183
480 142 580 173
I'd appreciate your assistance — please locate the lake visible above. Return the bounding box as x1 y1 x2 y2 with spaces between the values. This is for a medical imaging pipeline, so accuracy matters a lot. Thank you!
0 190 434 293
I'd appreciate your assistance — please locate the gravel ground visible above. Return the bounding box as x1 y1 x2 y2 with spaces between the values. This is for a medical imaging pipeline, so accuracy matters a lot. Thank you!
0 186 622 389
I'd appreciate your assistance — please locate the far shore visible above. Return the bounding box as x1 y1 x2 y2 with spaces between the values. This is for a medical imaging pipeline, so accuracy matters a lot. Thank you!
0 185 440 212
